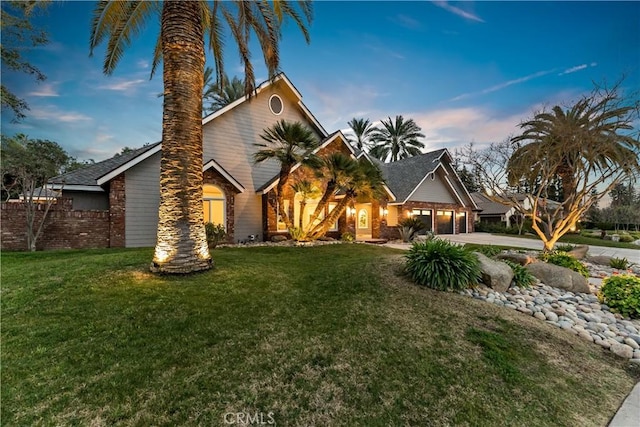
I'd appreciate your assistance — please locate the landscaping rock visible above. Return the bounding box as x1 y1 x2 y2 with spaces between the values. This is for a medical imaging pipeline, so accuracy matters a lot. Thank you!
525 262 590 294
610 343 634 359
567 245 589 259
496 252 536 266
586 255 613 266
474 253 514 293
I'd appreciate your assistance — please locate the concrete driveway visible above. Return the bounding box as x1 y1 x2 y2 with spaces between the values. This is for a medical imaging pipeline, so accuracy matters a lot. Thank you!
386 232 640 261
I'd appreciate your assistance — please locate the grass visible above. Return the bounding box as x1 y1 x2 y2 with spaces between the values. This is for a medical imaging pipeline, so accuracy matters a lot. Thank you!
2 245 639 426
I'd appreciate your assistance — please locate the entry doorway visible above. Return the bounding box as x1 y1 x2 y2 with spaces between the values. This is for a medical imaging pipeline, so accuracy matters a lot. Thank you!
355 203 372 240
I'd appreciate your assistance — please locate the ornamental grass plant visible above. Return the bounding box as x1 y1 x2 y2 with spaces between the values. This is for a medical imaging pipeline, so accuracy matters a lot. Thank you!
405 238 480 291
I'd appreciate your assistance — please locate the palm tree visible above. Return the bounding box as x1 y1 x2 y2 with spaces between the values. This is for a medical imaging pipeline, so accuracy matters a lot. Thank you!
290 180 320 228
308 158 387 239
510 97 640 204
90 1 312 274
206 74 247 113
253 120 320 230
306 152 358 227
346 118 377 150
369 115 425 162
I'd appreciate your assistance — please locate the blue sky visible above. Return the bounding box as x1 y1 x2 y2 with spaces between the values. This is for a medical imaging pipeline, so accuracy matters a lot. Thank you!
2 1 639 162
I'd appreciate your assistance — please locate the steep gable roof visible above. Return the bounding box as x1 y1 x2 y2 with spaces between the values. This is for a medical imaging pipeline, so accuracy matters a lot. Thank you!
49 142 161 190
378 149 479 209
202 73 328 138
471 192 511 215
378 149 447 203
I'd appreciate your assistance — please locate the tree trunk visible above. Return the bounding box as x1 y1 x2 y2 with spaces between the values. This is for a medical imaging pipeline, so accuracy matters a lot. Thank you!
151 1 212 273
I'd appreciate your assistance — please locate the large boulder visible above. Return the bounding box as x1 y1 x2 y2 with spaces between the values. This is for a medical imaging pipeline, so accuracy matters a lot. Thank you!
496 252 537 266
525 262 590 293
474 252 514 293
567 245 589 259
586 255 613 266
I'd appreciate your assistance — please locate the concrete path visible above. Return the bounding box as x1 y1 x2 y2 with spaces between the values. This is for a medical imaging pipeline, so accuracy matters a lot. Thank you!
609 381 640 427
385 232 639 261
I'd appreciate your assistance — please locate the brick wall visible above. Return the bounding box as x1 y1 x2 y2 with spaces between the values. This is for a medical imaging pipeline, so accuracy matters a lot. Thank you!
1 200 110 251
109 174 126 248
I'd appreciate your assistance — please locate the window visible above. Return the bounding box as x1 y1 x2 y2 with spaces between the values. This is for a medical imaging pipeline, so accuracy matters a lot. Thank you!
269 94 283 115
358 209 368 229
203 185 226 229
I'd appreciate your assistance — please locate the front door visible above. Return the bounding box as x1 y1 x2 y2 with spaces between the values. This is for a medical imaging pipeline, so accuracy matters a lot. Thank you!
355 203 372 240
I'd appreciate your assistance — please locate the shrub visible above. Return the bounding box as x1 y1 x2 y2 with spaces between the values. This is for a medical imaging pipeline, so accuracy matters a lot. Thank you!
397 217 426 242
503 260 535 288
544 252 589 278
341 232 354 242
471 245 502 258
405 239 480 291
205 222 227 249
289 227 306 241
610 257 632 270
555 244 575 252
598 275 640 319
618 234 635 243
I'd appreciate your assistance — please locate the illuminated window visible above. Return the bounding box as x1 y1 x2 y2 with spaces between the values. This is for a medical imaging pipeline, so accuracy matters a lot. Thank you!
358 209 368 229
203 185 226 229
277 200 290 231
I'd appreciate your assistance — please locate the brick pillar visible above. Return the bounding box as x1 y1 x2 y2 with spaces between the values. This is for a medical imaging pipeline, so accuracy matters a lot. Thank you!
109 174 126 247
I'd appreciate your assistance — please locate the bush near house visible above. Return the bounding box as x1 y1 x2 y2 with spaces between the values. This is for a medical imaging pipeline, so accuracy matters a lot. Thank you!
205 222 226 249
598 275 640 319
405 239 480 291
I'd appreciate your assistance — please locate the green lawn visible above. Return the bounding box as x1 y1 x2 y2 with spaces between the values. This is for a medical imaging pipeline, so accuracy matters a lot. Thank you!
2 245 638 426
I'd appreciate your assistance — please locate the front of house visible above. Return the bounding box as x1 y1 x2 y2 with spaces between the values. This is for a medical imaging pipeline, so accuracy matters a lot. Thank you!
42 74 478 249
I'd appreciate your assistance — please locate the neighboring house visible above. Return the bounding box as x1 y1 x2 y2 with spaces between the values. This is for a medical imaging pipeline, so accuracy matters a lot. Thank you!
46 73 478 248
471 192 562 228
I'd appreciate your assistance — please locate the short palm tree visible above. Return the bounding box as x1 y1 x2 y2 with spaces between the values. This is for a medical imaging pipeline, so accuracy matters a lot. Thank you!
306 152 359 227
90 1 311 273
369 115 425 162
290 180 321 228
206 73 247 113
309 158 387 238
253 120 320 230
347 118 377 150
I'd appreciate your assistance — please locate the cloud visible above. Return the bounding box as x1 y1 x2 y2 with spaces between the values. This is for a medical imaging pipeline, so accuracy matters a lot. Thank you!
30 106 92 123
136 60 149 69
409 106 524 152
364 43 405 60
432 1 485 23
97 79 146 92
28 83 59 97
450 69 555 101
558 62 598 76
559 64 587 76
393 14 422 30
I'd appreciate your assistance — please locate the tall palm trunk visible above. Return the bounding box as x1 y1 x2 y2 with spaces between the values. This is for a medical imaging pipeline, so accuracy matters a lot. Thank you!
151 1 211 273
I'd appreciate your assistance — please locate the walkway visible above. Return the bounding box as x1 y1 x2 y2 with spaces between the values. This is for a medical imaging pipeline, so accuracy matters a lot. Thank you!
385 232 639 261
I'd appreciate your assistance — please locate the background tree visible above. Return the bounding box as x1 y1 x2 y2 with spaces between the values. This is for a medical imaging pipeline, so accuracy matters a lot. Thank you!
1 134 71 251
90 1 312 274
369 115 425 162
1 0 49 122
346 118 377 151
253 120 320 230
206 73 246 113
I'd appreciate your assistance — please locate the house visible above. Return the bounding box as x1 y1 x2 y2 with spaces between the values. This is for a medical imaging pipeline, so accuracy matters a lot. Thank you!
39 73 477 249
471 192 562 228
